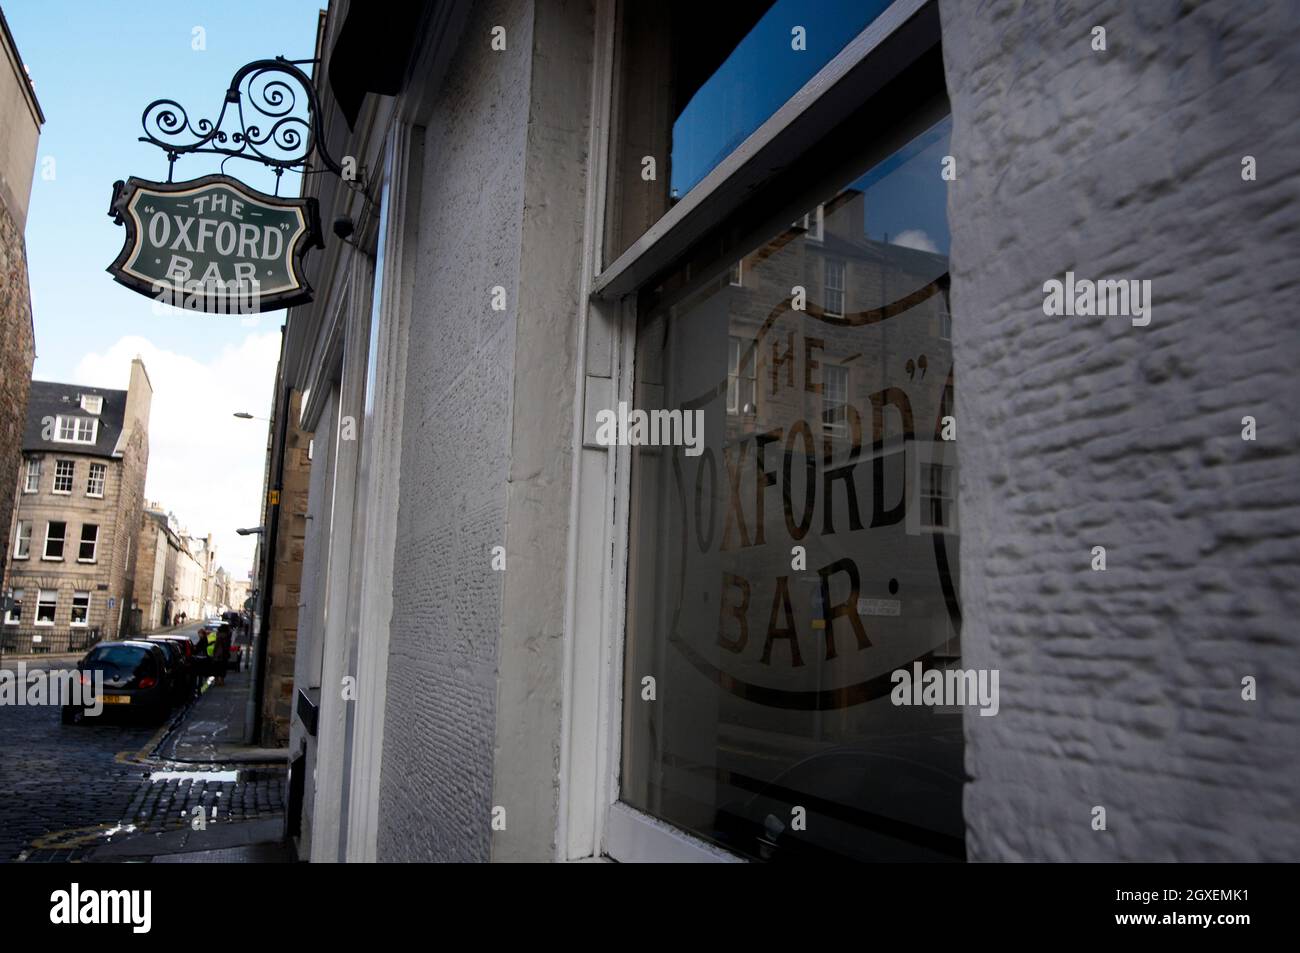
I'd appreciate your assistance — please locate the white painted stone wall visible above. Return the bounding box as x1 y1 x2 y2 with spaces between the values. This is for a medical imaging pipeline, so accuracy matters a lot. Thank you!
941 0 1300 860
375 0 533 863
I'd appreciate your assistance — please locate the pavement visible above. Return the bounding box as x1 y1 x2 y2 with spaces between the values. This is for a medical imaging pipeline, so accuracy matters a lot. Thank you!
2 624 295 863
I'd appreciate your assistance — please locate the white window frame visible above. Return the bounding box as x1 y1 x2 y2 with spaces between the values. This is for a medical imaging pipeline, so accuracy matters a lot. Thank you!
70 591 90 627
824 257 846 318
80 395 103 414
43 521 66 561
938 309 951 342
78 524 99 563
52 459 74 494
23 457 40 493
566 0 942 863
728 259 743 287
822 363 850 437
907 442 959 537
727 335 757 416
13 520 31 560
4 589 21 625
87 462 107 497
54 415 98 445
35 589 57 627
794 204 824 242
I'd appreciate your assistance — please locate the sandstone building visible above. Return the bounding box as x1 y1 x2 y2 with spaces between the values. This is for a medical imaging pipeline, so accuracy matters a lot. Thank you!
3 359 151 652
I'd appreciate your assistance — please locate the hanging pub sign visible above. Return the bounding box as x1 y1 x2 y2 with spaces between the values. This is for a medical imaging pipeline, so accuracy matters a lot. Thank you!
106 56 359 316
107 174 323 314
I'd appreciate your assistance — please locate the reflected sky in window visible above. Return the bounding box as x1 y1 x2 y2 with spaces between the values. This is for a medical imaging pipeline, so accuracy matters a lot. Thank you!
671 0 893 197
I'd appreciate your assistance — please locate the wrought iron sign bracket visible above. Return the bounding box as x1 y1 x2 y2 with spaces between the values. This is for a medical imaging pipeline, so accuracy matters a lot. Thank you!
138 55 363 198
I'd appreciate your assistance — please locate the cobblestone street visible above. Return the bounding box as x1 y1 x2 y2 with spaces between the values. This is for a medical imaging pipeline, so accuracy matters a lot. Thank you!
0 654 286 862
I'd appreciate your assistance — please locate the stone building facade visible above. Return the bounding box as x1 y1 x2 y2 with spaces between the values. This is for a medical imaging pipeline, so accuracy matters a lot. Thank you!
259 386 311 747
0 8 42 607
3 359 152 652
266 0 1298 862
131 504 213 631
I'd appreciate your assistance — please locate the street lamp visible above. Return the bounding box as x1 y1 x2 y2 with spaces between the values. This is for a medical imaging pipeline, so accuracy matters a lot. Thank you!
235 526 265 536
233 411 270 421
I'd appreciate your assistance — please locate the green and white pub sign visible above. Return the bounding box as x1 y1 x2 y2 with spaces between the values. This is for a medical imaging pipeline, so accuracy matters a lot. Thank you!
107 173 323 314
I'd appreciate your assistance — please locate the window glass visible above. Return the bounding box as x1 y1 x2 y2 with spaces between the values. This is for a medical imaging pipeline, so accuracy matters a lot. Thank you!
53 460 74 493
87 463 106 496
24 458 40 493
4 590 21 625
14 520 32 559
45 522 66 560
606 0 893 262
71 592 90 627
621 114 960 862
36 590 57 625
79 524 99 562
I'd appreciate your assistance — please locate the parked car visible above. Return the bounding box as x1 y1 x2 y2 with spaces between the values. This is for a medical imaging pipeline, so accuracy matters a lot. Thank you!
146 635 197 700
62 641 172 725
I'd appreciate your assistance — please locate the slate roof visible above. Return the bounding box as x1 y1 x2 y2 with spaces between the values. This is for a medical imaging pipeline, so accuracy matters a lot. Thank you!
22 381 128 459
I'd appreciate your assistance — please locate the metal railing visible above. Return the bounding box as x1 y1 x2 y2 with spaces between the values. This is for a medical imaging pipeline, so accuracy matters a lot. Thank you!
0 626 104 657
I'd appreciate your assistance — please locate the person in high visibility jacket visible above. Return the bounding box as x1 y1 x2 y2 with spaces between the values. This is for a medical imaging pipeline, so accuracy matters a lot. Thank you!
205 626 226 686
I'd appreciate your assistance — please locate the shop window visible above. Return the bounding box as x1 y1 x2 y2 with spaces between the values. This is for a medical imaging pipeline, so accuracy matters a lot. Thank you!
621 113 959 863
605 0 894 262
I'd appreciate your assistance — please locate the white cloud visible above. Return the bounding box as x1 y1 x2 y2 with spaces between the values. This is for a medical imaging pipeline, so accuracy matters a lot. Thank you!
70 333 280 581
892 229 940 254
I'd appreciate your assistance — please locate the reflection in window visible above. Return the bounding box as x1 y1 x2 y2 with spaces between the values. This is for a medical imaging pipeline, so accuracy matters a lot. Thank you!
606 1 893 262
822 364 849 437
921 464 956 532
824 258 845 318
622 114 960 862
727 336 757 415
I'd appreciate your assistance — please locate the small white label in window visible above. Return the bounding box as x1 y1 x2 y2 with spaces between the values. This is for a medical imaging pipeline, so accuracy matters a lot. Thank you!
857 598 901 617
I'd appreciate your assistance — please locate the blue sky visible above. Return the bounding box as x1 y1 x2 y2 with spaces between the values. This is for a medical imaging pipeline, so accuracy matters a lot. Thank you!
6 0 325 579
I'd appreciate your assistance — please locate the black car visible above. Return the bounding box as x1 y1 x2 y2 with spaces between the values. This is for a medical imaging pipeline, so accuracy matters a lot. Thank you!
146 636 195 702
149 633 203 695
63 641 172 725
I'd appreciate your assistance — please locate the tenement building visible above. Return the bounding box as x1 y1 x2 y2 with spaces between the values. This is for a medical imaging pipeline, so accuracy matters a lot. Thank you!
267 0 1299 862
3 358 152 652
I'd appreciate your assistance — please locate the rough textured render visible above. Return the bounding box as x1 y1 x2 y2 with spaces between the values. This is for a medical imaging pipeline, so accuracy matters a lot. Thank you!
376 0 532 863
941 0 1300 860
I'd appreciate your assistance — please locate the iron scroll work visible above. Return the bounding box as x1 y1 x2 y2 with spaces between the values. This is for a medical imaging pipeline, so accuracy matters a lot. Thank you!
107 57 345 315
137 57 345 186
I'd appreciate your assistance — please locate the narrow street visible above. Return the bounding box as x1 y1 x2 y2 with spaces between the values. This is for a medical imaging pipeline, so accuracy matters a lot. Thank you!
0 623 288 863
